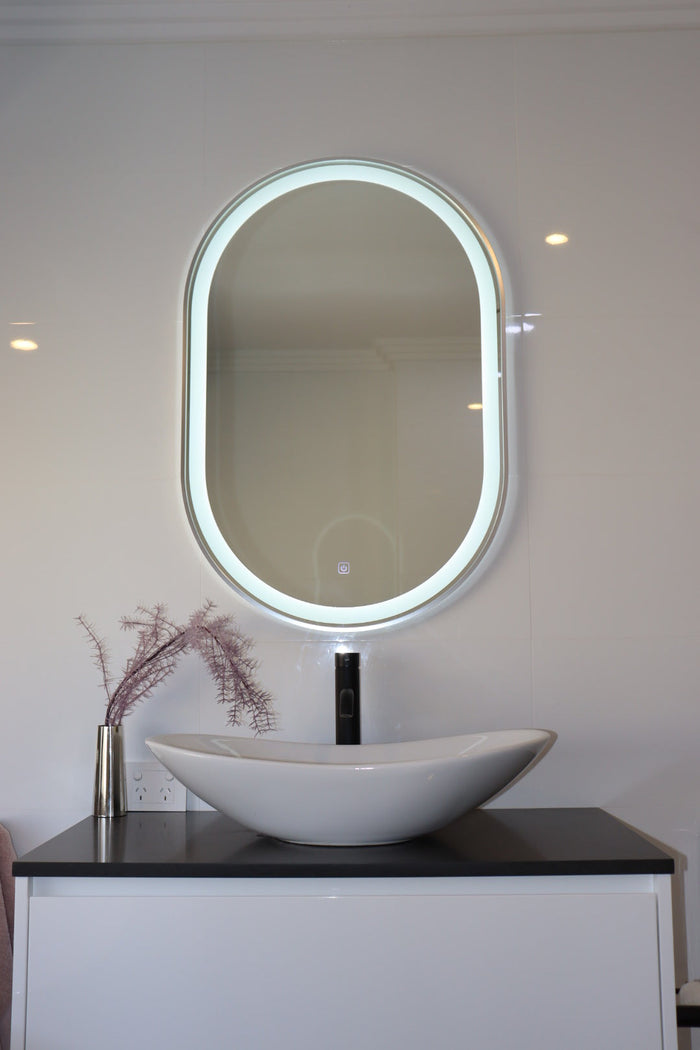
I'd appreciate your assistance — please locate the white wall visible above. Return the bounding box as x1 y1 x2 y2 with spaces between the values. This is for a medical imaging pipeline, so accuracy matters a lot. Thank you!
1 27 699 985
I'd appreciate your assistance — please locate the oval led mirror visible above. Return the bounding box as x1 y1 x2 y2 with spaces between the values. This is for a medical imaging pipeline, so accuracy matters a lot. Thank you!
183 159 506 630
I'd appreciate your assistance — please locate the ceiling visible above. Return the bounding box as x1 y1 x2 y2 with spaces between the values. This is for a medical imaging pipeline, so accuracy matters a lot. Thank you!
2 0 700 43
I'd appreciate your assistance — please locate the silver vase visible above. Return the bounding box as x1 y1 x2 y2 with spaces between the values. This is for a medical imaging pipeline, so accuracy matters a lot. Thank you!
93 724 127 817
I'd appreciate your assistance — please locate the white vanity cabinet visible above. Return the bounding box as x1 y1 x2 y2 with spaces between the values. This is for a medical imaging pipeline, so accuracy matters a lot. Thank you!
10 809 678 1050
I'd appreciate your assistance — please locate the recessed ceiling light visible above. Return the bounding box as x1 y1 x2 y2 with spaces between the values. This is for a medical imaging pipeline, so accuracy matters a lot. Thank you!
467 402 483 411
11 338 38 351
545 233 569 246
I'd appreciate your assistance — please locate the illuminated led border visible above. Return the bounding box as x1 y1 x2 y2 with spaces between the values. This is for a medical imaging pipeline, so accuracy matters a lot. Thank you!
183 159 506 630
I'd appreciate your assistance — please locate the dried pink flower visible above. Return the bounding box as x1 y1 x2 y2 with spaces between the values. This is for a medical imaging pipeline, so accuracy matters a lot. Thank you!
76 602 276 731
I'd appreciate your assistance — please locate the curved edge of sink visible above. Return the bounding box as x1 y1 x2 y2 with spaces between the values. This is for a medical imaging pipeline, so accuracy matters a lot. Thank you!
147 728 553 767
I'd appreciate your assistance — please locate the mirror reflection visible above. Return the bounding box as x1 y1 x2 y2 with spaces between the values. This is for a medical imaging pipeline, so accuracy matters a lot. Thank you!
184 161 505 628
206 181 483 606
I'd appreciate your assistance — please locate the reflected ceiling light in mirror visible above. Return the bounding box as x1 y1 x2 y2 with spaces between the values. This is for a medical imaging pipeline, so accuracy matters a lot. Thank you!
505 313 539 335
545 232 569 245
184 158 507 630
10 321 38 351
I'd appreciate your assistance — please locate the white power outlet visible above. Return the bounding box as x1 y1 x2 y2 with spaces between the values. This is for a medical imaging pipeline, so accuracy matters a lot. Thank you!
126 761 186 811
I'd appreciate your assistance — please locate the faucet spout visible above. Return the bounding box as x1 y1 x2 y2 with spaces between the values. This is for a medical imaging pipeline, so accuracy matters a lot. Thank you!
335 652 361 744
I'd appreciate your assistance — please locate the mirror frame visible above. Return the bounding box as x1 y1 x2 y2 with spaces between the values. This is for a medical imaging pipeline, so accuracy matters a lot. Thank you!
182 158 507 631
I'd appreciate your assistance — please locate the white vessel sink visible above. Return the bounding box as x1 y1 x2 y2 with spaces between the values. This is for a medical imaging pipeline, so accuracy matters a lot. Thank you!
146 729 553 846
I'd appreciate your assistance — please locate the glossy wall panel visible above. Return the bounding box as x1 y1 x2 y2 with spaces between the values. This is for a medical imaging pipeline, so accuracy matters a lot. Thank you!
1 29 699 997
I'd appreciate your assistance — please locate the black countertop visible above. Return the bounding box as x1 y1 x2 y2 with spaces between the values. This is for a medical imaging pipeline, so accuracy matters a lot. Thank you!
13 807 674 879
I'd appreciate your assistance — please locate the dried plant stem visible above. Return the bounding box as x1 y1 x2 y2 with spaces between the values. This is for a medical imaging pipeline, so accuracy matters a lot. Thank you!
76 603 276 732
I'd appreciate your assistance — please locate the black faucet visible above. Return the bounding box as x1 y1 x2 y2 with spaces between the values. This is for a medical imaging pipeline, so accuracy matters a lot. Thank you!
335 652 361 744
